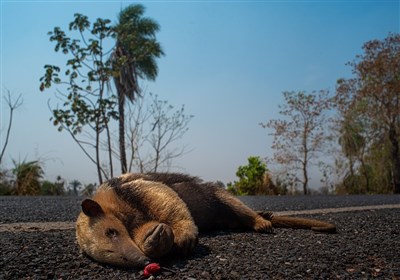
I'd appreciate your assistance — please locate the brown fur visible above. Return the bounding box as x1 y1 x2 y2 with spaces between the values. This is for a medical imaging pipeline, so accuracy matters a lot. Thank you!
76 173 336 267
257 211 336 233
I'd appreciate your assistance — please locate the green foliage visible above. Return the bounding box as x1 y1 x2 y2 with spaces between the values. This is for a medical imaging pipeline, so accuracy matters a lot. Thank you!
81 183 96 196
235 156 267 195
338 111 366 160
40 177 65 196
40 180 55 195
0 169 12 195
0 176 12 195
226 182 247 196
12 160 44 195
340 138 394 194
68 179 82 196
40 13 119 135
335 33 400 194
40 4 166 181
111 4 164 173
1 165 70 196
0 183 12 195
113 4 164 88
228 156 277 195
40 180 62 195
40 12 121 183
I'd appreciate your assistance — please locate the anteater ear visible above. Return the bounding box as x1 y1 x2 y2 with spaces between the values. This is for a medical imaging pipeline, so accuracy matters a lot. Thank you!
81 199 104 218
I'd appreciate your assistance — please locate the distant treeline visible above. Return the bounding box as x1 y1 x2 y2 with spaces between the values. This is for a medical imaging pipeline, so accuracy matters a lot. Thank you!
0 161 95 196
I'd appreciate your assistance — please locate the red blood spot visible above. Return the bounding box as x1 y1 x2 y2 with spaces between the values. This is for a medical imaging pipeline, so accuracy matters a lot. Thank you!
143 263 161 277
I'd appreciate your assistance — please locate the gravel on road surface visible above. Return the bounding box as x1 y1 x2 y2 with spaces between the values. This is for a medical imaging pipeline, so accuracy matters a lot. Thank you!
1 195 399 279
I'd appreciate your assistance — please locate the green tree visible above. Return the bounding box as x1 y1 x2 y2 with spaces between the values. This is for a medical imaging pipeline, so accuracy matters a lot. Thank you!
111 4 164 174
0 169 13 195
81 183 96 196
69 179 82 196
54 175 66 195
337 109 370 193
40 14 118 184
12 160 43 195
40 180 56 195
261 91 332 194
227 156 275 195
41 7 167 182
40 176 65 196
336 33 400 193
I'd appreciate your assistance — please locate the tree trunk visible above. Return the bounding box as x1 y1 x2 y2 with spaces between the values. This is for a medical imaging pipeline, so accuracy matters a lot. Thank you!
105 123 114 178
303 164 308 195
95 120 103 185
302 127 309 195
302 150 309 195
0 106 14 164
389 124 400 193
360 145 370 193
119 92 128 174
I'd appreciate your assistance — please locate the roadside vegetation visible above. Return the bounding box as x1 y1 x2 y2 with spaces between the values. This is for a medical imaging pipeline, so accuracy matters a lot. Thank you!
0 4 398 195
229 34 399 195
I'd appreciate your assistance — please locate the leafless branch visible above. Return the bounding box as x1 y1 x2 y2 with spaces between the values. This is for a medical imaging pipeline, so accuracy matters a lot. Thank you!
0 90 23 164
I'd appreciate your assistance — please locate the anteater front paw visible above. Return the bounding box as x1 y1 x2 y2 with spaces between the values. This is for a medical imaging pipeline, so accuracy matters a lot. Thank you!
137 222 174 258
253 216 273 233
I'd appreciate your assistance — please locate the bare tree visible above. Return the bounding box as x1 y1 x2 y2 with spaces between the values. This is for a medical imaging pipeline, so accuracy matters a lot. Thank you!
126 90 150 173
126 92 193 173
261 90 332 194
1 90 23 164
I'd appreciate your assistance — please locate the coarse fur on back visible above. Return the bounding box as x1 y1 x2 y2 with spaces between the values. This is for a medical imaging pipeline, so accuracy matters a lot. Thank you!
76 173 336 268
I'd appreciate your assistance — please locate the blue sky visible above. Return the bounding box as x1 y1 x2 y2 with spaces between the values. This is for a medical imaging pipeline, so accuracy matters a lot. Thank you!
1 0 399 187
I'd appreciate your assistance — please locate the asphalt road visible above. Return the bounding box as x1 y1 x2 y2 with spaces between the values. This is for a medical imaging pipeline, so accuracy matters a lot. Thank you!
1 195 399 279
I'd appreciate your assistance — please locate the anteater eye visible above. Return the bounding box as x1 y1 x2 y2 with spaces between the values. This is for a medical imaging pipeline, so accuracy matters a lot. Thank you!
105 228 119 238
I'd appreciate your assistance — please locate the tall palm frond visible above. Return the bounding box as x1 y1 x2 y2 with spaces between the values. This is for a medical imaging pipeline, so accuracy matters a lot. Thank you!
110 4 164 173
12 160 43 195
112 4 164 102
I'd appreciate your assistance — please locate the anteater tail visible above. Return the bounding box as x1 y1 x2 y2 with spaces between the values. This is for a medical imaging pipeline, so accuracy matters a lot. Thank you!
257 211 337 233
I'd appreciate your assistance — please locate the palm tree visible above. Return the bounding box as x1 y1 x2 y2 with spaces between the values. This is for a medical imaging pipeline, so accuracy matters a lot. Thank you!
69 179 82 196
338 114 369 193
12 160 43 195
111 4 164 173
